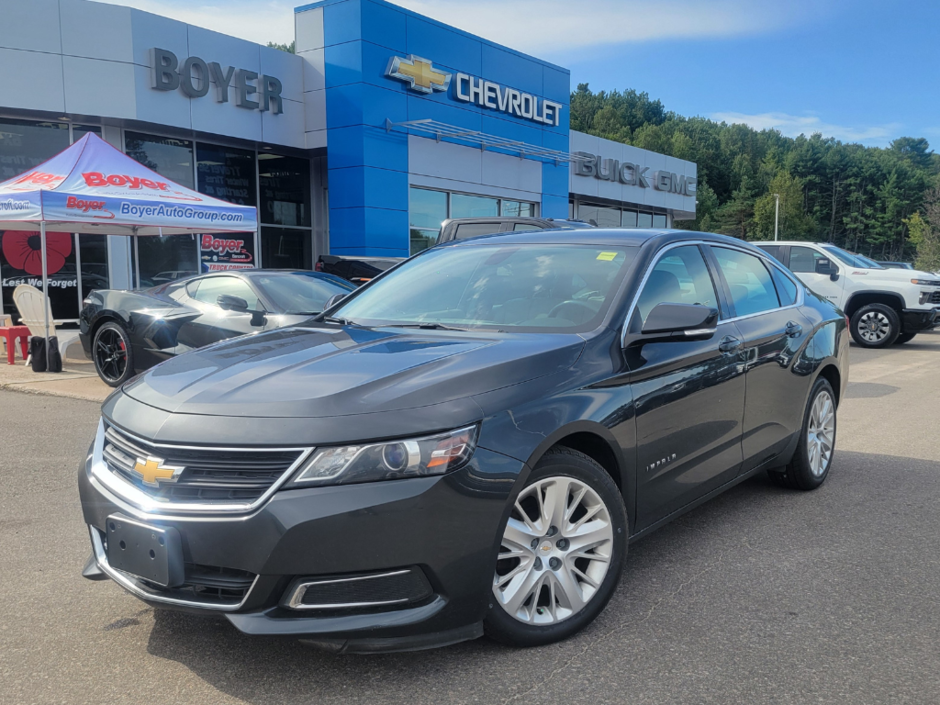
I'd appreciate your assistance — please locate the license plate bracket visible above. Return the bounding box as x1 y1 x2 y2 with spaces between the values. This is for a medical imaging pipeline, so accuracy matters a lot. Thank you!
106 514 184 588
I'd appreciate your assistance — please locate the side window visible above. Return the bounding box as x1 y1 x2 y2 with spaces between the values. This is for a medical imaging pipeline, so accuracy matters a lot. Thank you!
189 277 261 310
636 246 719 324
789 246 828 274
513 223 543 232
769 265 799 306
712 248 780 316
454 223 503 239
756 244 783 263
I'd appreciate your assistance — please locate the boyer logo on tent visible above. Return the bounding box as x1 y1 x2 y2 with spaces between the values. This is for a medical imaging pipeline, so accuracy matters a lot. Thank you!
65 196 114 219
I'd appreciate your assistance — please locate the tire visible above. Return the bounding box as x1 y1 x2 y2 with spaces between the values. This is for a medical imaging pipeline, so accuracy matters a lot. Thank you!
93 321 134 387
768 377 837 491
484 447 628 647
849 303 900 348
894 332 916 345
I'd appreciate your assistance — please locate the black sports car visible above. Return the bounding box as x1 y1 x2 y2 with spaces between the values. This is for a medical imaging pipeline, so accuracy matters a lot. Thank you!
80 270 355 386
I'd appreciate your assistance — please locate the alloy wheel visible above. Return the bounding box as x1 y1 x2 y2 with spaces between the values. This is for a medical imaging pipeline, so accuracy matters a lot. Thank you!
95 328 128 383
493 476 614 625
857 311 891 343
807 390 835 477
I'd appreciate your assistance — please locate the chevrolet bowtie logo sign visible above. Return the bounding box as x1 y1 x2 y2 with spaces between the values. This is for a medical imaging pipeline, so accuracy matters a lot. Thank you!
386 55 451 94
133 457 184 487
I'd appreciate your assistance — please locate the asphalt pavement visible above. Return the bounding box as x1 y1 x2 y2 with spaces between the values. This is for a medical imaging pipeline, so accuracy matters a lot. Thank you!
2 331 940 704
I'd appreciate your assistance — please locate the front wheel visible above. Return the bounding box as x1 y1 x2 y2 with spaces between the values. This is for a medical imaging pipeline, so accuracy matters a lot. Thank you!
93 321 134 387
850 303 900 348
768 377 837 490
484 448 627 647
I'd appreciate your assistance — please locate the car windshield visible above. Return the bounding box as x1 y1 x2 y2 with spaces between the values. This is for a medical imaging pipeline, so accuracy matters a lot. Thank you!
821 246 885 269
334 243 638 332
253 273 355 315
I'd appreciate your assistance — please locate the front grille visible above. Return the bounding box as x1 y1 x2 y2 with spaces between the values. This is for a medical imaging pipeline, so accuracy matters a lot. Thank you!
928 290 940 304
158 564 257 604
102 424 305 504
286 568 434 610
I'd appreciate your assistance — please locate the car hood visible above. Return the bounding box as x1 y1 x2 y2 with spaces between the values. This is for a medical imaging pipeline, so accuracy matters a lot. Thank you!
848 267 936 283
122 324 585 419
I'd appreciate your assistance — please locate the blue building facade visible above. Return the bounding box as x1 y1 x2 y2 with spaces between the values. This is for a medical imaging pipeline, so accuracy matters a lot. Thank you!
295 0 571 257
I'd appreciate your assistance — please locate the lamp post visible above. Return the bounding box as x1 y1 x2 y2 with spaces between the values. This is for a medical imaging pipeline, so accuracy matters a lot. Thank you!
773 193 780 242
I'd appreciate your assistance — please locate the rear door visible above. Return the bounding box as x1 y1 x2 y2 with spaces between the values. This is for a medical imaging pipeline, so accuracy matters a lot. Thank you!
707 246 812 473
627 244 746 529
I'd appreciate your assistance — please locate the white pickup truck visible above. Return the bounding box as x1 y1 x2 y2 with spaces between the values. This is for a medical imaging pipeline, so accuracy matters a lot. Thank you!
754 241 940 348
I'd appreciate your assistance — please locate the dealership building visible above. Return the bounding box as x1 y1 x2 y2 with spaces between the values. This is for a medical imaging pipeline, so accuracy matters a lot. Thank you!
0 0 697 321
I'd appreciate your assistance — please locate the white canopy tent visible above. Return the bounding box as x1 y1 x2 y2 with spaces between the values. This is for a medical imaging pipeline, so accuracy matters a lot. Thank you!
0 133 258 364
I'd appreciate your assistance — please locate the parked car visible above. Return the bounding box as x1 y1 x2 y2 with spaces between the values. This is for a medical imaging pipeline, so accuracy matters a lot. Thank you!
315 254 401 285
80 228 848 651
878 261 914 270
754 241 940 347
317 217 595 284
80 270 355 386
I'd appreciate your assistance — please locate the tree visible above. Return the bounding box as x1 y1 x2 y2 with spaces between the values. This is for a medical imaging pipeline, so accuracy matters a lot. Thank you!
751 171 815 241
909 190 940 272
267 41 295 54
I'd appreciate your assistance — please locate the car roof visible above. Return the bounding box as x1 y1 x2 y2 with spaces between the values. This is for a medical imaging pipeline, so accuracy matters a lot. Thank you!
439 228 757 250
752 241 830 247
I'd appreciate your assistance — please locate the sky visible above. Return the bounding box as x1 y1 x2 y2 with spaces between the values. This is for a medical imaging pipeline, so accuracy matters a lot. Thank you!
102 0 940 148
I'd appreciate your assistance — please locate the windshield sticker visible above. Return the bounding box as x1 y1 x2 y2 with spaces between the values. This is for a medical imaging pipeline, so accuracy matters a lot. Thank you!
596 252 618 261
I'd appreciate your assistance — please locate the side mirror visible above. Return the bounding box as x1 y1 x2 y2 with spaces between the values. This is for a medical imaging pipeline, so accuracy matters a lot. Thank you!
638 303 719 342
217 294 249 312
324 293 347 310
250 310 266 328
815 258 838 278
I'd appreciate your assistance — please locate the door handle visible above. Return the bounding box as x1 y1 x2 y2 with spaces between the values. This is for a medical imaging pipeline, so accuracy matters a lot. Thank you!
785 321 803 338
718 336 741 353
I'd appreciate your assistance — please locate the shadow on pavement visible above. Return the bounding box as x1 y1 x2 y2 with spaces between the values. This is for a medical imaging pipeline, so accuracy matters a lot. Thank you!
144 451 940 705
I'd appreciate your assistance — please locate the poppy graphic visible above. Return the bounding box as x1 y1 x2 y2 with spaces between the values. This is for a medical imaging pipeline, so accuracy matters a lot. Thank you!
1 230 73 276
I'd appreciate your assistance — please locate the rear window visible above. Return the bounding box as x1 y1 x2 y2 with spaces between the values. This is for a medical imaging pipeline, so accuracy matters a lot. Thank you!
454 223 504 239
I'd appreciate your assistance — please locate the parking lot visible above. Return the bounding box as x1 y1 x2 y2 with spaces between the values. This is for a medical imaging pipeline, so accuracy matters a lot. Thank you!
2 332 939 705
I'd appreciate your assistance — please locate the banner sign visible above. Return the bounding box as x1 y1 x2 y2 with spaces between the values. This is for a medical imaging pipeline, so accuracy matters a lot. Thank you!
200 233 255 273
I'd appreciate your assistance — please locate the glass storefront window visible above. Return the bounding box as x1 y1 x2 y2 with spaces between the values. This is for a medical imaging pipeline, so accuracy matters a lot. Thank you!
637 212 653 228
78 234 109 300
134 236 199 289
501 200 535 217
259 154 311 227
72 125 101 142
410 188 448 253
580 204 621 228
0 119 69 180
261 227 311 270
0 120 73 320
451 193 498 219
125 132 194 188
653 214 667 228
197 144 258 273
621 211 638 228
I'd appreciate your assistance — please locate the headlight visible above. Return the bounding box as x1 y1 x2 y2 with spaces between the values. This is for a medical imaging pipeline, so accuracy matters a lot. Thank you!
912 279 940 287
290 425 479 486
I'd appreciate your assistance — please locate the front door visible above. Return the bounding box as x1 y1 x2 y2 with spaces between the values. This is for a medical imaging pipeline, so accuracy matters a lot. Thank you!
626 245 746 530
787 245 845 307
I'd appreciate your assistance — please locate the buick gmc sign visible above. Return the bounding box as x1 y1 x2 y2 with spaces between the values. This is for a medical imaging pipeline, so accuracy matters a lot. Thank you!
574 152 697 196
151 48 283 115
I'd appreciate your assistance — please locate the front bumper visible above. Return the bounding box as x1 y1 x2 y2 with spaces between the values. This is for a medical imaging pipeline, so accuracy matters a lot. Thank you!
902 307 940 333
79 444 523 652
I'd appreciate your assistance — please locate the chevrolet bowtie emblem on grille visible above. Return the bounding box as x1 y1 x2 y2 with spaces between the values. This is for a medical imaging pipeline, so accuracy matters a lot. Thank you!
386 55 451 94
133 456 184 487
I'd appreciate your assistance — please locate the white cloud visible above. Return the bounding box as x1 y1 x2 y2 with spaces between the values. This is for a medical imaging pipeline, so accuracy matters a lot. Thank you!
710 111 903 146
98 0 817 52
96 0 296 45
391 0 812 54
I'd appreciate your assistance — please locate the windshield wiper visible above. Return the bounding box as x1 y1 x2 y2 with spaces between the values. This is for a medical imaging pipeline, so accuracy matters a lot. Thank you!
320 315 354 325
391 323 468 332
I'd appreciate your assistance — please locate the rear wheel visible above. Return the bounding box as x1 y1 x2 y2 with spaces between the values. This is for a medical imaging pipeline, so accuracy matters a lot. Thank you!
894 332 916 345
768 377 837 490
849 303 900 348
485 448 627 647
93 321 134 387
